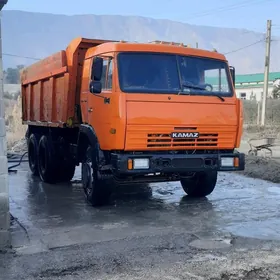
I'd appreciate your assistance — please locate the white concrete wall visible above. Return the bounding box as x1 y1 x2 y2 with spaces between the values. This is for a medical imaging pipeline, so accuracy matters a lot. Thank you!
4 84 20 94
0 117 9 248
235 85 274 102
0 19 10 248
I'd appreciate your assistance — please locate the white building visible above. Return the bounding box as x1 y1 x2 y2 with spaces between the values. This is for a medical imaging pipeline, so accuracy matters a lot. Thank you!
235 72 280 102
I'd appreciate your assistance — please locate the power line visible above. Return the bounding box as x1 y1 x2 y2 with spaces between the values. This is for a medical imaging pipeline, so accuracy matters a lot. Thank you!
221 20 276 55
223 39 265 55
241 29 265 35
3 53 41 61
188 0 256 18
188 0 274 20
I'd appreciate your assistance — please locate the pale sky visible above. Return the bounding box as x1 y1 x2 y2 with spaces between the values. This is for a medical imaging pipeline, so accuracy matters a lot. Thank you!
4 0 279 33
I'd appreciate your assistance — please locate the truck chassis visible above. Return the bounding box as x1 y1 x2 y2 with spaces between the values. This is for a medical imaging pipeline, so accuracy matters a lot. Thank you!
26 124 245 206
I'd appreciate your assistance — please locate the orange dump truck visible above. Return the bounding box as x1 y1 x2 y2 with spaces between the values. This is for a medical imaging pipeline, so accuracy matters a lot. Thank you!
21 37 245 206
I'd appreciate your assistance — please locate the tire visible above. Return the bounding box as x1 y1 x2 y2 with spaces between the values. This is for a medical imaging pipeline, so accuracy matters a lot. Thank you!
28 134 39 176
59 161 76 182
248 149 257 156
38 135 58 184
180 171 218 197
81 146 112 206
56 137 76 182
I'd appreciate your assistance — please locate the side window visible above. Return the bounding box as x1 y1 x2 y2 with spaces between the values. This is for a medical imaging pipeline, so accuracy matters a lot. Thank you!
99 58 113 91
100 59 108 89
204 68 230 93
106 59 113 90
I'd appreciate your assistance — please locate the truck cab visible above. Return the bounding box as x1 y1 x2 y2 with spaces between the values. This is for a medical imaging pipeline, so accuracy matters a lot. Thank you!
78 40 244 205
22 38 244 207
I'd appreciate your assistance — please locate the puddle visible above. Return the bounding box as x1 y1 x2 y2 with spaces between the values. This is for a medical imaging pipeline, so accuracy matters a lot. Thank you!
225 220 280 241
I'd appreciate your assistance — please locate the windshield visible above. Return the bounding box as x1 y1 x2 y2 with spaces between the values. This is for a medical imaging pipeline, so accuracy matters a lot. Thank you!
117 52 233 97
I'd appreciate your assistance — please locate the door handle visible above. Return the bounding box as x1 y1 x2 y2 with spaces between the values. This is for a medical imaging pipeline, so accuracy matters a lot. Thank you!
88 108 93 112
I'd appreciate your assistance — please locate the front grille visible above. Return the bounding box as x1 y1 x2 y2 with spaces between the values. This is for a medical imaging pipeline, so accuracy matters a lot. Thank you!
125 125 236 151
147 128 219 148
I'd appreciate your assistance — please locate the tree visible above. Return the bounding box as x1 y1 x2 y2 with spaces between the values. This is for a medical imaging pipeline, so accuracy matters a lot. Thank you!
272 79 280 99
4 65 25 84
17 65 25 71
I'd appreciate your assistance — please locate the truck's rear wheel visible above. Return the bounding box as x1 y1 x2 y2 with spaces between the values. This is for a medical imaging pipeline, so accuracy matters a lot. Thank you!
180 171 217 197
59 161 76 182
81 146 112 206
38 135 58 184
28 134 39 176
56 137 76 182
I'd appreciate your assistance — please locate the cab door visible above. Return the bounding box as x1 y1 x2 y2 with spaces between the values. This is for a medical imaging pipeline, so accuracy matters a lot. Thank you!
80 58 92 124
88 54 115 149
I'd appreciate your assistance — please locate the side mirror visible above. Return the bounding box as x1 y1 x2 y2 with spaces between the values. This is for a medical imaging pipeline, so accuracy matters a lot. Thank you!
90 81 102 94
91 56 103 81
229 66 235 88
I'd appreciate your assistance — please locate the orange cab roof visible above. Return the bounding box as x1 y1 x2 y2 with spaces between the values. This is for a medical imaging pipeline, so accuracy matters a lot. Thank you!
85 41 227 61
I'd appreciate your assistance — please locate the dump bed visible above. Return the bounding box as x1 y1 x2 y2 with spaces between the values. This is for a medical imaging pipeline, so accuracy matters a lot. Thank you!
21 37 113 127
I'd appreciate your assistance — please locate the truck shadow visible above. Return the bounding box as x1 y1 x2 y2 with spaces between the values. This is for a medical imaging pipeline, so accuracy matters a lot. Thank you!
112 183 153 202
25 172 214 211
8 169 218 253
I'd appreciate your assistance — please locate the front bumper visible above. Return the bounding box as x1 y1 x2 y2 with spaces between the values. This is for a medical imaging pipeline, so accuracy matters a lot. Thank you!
111 151 245 176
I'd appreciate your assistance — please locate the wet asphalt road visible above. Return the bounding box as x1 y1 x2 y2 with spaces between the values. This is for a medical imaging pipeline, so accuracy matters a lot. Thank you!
3 159 280 279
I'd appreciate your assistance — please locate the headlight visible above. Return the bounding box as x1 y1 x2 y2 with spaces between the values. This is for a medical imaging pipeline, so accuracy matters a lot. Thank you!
133 158 150 169
221 157 234 167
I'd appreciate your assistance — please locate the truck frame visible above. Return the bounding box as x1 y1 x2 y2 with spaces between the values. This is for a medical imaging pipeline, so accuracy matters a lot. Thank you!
21 37 245 206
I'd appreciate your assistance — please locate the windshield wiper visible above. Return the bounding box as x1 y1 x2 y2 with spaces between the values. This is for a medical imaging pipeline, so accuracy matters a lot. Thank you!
181 84 206 91
210 94 225 102
180 83 225 102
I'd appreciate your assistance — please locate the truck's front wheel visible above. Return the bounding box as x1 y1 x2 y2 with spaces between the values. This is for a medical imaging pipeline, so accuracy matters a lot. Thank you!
81 146 112 206
180 171 217 197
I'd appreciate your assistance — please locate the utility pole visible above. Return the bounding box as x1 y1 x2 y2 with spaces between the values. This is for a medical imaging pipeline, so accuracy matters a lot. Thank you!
0 0 9 249
257 101 261 125
261 19 272 126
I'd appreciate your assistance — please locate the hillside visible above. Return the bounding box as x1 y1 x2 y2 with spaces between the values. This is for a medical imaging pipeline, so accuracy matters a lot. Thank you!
2 10 279 73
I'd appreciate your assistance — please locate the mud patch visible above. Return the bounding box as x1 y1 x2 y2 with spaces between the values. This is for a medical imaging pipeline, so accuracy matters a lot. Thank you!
189 239 232 250
212 267 269 280
238 155 280 183
35 263 95 278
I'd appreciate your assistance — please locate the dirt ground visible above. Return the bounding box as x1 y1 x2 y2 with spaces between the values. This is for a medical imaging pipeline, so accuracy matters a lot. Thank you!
237 125 280 183
237 155 280 183
4 159 280 280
